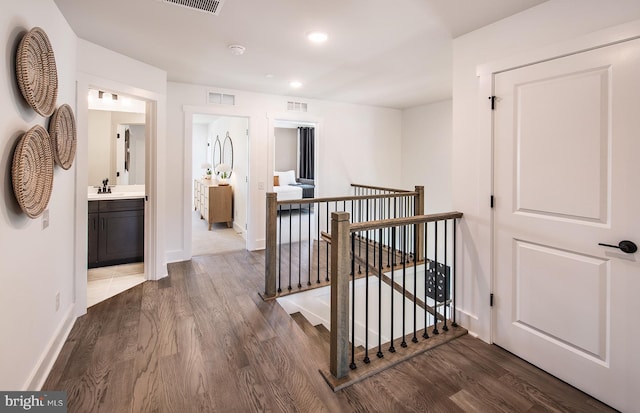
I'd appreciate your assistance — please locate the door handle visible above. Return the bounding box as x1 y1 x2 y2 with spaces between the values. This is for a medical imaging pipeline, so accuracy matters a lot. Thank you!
598 240 638 254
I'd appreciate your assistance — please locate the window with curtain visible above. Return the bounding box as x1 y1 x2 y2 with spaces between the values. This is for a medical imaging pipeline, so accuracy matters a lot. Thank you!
298 127 314 179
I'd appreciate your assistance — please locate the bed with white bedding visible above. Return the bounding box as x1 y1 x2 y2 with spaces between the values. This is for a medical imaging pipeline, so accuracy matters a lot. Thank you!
273 170 303 202
273 184 303 201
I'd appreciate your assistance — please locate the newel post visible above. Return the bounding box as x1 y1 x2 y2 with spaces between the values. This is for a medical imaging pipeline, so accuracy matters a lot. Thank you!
265 192 278 298
415 185 425 261
330 211 351 379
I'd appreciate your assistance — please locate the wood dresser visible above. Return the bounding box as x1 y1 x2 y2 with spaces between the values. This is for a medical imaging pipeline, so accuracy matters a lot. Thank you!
194 179 233 230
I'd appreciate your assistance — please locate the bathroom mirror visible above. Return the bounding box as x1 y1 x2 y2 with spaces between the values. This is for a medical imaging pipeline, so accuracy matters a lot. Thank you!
212 136 222 168
223 132 234 176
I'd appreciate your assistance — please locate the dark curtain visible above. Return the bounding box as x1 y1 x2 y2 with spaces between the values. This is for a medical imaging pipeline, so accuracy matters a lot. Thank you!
298 127 314 179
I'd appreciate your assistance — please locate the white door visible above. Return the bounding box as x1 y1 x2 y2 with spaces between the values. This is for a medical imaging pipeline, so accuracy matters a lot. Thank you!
493 38 640 412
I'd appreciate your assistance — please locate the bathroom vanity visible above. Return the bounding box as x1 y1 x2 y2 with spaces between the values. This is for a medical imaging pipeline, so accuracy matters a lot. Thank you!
88 187 144 268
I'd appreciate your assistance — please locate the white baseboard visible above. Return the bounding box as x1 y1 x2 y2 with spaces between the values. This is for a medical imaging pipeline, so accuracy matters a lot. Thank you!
26 305 76 390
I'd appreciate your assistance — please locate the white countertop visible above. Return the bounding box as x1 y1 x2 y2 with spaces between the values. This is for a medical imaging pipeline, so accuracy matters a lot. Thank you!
88 185 145 201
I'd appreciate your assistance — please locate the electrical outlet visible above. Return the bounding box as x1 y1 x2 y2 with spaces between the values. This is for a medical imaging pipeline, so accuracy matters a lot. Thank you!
258 181 265 190
42 209 49 229
55 292 60 311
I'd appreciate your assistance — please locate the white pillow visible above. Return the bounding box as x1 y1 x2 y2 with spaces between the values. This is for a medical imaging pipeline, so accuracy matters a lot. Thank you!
280 170 296 186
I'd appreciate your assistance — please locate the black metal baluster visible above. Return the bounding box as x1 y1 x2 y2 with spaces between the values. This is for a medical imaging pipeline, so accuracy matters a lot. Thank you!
412 223 418 343
350 233 357 370
298 204 302 288
377 228 384 359
325 202 329 281
452 219 458 328
278 204 282 293
389 227 396 353
364 230 370 364
288 204 292 291
401 225 407 348
442 219 449 331
317 201 321 284
387 197 391 267
423 221 429 339
433 220 439 335
358 199 362 274
373 197 377 268
308 202 312 286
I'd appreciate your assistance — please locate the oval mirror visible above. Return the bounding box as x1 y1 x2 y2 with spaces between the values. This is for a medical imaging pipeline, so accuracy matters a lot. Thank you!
212 136 222 168
222 132 234 177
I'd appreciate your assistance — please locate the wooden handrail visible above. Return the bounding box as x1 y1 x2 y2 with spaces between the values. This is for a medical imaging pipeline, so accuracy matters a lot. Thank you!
274 191 418 206
350 212 463 232
351 183 412 193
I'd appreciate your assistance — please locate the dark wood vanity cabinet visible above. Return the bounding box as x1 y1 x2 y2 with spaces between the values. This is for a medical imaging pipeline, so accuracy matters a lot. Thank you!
88 199 144 268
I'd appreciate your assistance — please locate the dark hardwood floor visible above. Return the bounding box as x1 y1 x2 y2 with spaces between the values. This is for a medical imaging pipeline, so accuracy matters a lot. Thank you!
43 250 615 412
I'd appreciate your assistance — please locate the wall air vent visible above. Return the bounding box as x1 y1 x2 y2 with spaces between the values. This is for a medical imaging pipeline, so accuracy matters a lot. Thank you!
157 0 227 16
208 91 235 105
287 101 308 112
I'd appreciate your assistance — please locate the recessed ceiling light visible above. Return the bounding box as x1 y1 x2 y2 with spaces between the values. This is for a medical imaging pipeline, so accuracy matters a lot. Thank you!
289 81 302 88
228 44 246 56
307 31 328 44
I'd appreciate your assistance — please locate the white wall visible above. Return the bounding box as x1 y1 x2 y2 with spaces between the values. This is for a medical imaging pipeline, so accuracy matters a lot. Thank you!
167 82 402 259
452 0 640 341
0 0 77 390
129 124 145 185
401 100 452 213
274 127 298 173
88 110 111 185
192 123 208 188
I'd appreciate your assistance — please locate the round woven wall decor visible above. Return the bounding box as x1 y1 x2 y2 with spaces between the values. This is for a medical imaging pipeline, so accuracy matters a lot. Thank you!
49 104 77 170
16 27 58 117
12 125 54 219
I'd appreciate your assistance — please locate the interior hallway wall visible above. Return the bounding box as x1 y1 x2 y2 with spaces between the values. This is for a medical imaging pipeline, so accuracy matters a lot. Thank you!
0 0 77 390
401 100 452 214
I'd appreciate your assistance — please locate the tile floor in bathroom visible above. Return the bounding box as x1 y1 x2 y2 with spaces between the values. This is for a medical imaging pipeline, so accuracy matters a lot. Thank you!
87 262 145 307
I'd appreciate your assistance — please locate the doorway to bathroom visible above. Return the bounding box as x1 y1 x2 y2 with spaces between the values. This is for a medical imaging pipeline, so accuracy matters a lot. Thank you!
86 88 147 307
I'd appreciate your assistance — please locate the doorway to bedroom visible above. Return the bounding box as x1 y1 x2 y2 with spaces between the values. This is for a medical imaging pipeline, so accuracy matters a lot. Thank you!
273 120 317 244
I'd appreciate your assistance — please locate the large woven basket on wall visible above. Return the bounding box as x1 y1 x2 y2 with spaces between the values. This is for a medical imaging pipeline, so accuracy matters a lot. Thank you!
16 27 58 117
49 104 77 170
12 125 54 219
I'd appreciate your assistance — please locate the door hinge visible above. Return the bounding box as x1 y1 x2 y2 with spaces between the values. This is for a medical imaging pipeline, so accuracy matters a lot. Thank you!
488 96 496 110
490 293 494 307
490 195 494 208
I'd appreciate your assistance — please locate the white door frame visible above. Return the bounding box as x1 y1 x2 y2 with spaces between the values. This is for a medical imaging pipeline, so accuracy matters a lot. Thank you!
182 106 251 258
74 74 165 316
475 19 640 342
266 112 322 195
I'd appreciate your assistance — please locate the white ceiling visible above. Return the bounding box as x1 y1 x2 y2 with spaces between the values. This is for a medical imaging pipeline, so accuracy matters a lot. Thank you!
54 0 546 109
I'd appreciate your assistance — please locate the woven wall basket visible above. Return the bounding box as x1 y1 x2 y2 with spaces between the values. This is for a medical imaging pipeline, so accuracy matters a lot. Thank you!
16 27 58 117
12 125 54 219
49 104 77 170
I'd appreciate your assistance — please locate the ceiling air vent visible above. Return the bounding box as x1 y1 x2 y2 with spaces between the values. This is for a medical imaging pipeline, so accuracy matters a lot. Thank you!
157 0 227 16
208 91 235 105
287 101 308 112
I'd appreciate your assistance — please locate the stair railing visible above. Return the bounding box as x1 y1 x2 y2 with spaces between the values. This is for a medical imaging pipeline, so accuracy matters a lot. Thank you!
328 210 463 380
263 185 424 299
